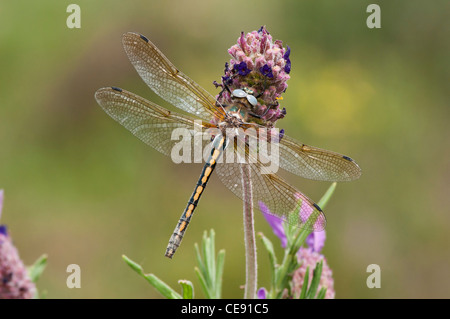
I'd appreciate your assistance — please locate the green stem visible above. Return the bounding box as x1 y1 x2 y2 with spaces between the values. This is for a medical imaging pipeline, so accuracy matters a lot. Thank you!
241 164 257 299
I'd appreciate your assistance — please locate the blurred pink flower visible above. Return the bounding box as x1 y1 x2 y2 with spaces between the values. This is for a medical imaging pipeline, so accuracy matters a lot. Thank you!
292 247 335 299
259 199 335 299
0 190 36 299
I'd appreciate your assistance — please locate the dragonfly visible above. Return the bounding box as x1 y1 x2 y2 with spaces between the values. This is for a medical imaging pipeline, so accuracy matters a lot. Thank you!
95 32 361 258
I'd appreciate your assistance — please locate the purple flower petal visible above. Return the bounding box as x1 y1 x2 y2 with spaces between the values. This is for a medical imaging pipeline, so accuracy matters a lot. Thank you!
257 287 267 299
259 201 287 248
283 45 291 60
239 32 248 54
279 128 285 141
260 64 274 78
233 61 251 76
306 231 326 253
284 58 291 74
0 225 7 236
0 190 7 236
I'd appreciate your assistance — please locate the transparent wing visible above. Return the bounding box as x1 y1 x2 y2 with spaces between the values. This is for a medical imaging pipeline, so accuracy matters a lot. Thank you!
277 134 361 181
215 138 326 231
95 87 216 161
122 32 224 122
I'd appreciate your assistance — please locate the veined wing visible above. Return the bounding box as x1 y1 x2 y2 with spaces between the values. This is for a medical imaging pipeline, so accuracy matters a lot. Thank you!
95 87 216 161
225 127 361 182
214 140 326 231
277 134 361 181
122 32 224 122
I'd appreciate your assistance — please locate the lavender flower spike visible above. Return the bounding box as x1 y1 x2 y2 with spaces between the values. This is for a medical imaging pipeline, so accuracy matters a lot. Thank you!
216 26 291 125
0 190 36 299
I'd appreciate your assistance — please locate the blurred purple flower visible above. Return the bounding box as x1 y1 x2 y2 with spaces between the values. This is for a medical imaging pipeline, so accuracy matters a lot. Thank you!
259 199 335 299
283 46 291 74
259 201 287 248
306 230 326 253
257 287 267 299
0 190 36 299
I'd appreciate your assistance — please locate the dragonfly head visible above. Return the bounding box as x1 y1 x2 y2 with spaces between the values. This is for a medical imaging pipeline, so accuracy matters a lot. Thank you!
231 88 258 108
227 105 248 122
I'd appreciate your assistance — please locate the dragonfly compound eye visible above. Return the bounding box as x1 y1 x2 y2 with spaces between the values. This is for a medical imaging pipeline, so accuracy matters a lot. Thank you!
232 89 247 98
246 94 258 107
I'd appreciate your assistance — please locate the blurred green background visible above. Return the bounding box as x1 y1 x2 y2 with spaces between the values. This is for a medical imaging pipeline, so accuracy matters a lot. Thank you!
0 0 448 298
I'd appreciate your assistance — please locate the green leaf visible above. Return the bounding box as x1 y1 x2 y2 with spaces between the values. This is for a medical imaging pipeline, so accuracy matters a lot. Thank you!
206 230 216 289
214 249 226 299
299 266 310 299
258 232 278 293
317 287 327 299
201 231 213 289
178 280 194 299
258 232 277 269
122 254 142 273
194 266 211 299
306 260 323 299
318 182 337 210
194 229 225 299
194 243 206 276
122 255 182 299
28 254 48 283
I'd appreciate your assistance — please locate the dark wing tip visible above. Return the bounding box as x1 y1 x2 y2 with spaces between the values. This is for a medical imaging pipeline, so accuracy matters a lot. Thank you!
139 34 149 43
111 86 123 92
313 202 323 212
94 87 122 105
342 155 354 162
122 32 146 44
342 155 362 180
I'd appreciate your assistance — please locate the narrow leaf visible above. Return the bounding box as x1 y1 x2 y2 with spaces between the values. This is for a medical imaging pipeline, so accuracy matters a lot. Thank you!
28 254 48 283
206 230 216 289
299 266 310 299
318 182 337 210
194 266 211 299
201 231 212 288
258 232 277 269
306 260 323 299
122 255 181 299
317 287 327 299
194 243 206 276
178 280 194 299
214 249 226 299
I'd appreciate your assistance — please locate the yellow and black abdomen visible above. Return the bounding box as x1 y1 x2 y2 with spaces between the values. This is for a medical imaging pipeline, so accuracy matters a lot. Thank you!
165 136 226 258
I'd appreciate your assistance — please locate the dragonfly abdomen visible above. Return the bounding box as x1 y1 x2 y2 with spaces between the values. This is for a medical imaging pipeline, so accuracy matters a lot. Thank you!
165 136 226 258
